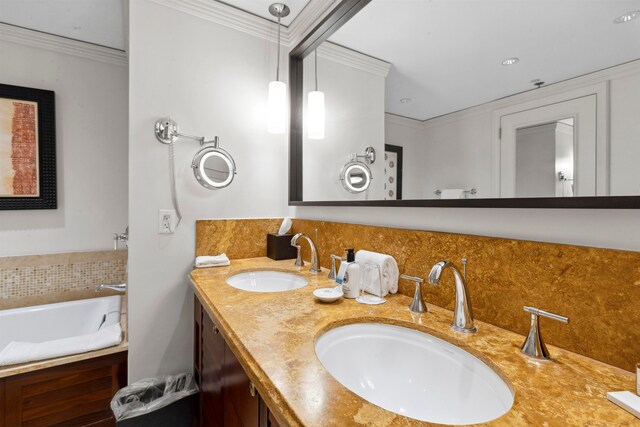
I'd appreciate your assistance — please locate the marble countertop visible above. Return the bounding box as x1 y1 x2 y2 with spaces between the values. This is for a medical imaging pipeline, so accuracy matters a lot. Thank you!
190 257 637 426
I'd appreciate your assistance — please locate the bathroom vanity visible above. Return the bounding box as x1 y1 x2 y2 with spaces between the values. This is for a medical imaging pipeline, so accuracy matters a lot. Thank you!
191 257 636 426
194 296 280 427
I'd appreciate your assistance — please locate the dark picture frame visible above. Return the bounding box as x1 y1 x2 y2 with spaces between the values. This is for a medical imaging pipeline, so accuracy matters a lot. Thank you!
384 144 403 200
288 0 640 209
0 83 56 210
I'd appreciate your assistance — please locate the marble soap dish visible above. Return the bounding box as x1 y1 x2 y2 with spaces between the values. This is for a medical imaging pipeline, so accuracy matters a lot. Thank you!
313 286 343 303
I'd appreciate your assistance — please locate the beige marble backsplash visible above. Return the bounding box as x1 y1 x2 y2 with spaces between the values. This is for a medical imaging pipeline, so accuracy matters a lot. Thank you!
0 250 127 309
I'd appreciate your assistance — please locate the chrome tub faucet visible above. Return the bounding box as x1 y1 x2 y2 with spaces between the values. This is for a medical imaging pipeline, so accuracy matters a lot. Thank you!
96 282 127 293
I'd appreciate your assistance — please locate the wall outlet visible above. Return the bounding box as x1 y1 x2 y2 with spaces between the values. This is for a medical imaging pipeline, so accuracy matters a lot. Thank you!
158 209 176 234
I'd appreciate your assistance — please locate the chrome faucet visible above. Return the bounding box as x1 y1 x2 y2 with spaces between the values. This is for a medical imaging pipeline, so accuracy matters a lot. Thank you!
114 226 128 250
290 233 321 274
521 306 569 360
96 282 126 293
400 274 427 313
428 260 477 333
328 254 345 280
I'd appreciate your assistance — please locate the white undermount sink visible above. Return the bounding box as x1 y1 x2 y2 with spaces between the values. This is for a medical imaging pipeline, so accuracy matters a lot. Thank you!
225 270 308 292
315 323 514 425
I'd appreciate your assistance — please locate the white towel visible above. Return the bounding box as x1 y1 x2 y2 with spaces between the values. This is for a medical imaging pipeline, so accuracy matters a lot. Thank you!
195 254 230 268
440 189 465 199
0 323 123 366
355 250 399 297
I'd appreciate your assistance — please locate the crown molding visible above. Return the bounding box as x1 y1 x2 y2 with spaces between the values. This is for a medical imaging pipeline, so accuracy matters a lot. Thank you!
150 0 347 49
150 0 290 45
318 42 390 77
0 23 127 66
385 113 424 130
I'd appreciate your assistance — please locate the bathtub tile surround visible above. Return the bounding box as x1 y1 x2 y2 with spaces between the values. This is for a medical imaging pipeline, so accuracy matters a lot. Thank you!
0 250 127 309
291 219 640 372
195 218 286 258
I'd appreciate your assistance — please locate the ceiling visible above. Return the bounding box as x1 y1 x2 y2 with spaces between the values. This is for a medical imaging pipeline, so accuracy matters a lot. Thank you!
0 0 126 50
328 0 640 121
217 0 311 26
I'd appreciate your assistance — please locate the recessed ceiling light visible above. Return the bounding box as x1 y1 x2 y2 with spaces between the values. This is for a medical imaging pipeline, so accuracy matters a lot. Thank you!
614 10 640 23
501 57 519 66
400 98 412 104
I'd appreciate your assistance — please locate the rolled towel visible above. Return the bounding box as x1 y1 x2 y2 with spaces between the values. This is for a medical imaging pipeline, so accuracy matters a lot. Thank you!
355 250 399 297
195 254 230 268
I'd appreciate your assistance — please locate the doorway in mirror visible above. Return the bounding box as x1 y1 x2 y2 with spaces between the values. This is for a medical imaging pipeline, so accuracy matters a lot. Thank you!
384 144 403 200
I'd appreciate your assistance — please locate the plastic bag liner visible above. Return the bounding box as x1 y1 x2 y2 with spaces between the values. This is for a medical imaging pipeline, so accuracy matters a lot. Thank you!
111 373 198 421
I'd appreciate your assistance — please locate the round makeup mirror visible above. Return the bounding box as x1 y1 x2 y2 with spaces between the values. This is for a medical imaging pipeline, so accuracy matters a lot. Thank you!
340 161 372 193
192 146 237 189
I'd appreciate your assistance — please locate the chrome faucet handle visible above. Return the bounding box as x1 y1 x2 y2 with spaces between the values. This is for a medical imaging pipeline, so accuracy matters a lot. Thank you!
328 254 343 280
293 245 304 267
521 306 569 360
400 274 427 313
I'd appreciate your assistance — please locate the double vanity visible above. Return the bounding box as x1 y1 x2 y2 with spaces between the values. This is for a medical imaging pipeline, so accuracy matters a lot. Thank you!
190 257 636 426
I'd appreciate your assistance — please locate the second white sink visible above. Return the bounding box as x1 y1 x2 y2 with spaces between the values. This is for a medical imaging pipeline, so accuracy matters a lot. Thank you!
226 270 308 292
315 323 514 425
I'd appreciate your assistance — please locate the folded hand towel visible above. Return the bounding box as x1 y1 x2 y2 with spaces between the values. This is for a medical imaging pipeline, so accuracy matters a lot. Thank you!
0 323 123 366
440 189 465 199
355 250 399 297
195 254 230 268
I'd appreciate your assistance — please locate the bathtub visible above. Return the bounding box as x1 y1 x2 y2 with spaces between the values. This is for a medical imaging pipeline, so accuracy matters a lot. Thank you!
0 295 123 366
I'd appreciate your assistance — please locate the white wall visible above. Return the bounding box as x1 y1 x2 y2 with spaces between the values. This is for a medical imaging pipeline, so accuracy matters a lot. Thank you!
302 51 386 201
128 0 288 381
610 71 640 196
0 36 128 256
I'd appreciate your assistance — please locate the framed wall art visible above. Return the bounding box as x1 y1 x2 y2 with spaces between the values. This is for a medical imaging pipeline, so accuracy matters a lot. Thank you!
0 83 56 210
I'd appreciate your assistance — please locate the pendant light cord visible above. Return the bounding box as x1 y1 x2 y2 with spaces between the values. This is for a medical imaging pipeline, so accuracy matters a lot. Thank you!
276 14 281 81
314 49 318 91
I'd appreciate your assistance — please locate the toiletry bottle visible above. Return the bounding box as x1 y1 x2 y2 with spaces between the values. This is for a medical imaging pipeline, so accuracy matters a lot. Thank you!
336 248 360 298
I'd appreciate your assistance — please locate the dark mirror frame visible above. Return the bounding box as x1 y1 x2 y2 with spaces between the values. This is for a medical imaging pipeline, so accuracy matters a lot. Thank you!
288 0 640 209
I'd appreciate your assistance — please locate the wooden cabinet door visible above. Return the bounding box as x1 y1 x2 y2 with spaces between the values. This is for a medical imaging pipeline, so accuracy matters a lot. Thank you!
2 352 126 427
223 345 259 427
200 311 225 427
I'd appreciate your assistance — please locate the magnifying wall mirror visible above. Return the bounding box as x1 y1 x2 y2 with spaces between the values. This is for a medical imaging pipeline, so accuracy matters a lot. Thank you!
339 146 376 193
192 147 237 190
340 161 372 193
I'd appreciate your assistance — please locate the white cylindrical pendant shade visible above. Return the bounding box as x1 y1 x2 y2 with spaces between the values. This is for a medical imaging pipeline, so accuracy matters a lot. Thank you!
267 81 287 134
307 90 325 140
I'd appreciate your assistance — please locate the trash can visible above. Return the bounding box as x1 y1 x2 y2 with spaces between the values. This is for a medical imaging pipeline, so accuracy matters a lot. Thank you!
111 373 198 427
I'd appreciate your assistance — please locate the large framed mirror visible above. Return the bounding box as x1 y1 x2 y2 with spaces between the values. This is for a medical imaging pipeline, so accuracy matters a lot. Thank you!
289 0 640 208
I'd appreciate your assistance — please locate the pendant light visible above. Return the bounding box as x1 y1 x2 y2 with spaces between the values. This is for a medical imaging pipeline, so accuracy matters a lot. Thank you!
307 49 325 139
267 3 290 134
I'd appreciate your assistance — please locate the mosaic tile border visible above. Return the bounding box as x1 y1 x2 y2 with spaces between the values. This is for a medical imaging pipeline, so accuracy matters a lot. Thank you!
0 250 127 300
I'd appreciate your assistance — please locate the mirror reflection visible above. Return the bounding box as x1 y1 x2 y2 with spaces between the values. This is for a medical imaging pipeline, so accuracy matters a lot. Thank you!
301 0 640 201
